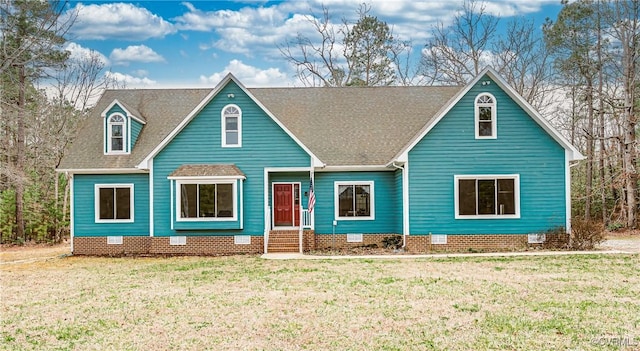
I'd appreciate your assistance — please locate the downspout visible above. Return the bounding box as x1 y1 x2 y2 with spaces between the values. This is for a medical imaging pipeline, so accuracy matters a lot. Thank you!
391 162 407 249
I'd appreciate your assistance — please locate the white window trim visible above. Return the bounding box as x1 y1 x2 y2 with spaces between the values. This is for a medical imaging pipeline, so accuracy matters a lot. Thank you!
474 93 497 140
106 113 130 155
94 183 135 223
454 174 520 219
175 178 238 222
221 104 242 148
334 181 375 221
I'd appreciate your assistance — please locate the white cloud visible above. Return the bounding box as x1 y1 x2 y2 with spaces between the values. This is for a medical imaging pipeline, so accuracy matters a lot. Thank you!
110 45 165 65
199 59 292 87
175 3 321 58
131 69 149 77
176 0 559 59
105 71 157 87
68 3 176 40
63 42 109 65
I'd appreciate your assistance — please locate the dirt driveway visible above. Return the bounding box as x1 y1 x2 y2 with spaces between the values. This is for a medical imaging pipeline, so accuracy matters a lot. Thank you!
598 236 640 253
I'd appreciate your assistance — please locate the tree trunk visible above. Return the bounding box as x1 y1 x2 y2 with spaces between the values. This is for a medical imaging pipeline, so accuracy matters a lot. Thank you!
15 64 26 241
585 81 594 220
596 6 606 225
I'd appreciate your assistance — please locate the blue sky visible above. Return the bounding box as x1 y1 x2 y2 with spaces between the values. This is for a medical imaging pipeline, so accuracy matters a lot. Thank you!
61 0 565 88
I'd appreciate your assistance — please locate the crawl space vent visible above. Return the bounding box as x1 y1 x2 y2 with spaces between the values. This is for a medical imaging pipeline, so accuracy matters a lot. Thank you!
346 234 363 243
170 236 187 245
234 235 251 245
431 234 447 245
528 233 546 244
107 236 123 245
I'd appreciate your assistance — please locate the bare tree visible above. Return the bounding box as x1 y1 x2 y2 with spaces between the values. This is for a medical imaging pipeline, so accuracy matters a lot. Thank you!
280 3 406 87
493 17 556 111
279 5 344 87
607 0 640 228
419 0 498 85
545 0 601 220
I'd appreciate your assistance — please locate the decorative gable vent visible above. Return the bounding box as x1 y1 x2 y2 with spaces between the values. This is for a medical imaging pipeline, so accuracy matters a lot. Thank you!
107 236 123 245
234 235 251 245
431 234 447 245
170 236 187 245
528 233 546 244
346 233 363 243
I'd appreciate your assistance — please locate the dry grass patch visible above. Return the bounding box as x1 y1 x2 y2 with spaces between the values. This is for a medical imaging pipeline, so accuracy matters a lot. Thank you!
1 254 639 350
0 244 70 263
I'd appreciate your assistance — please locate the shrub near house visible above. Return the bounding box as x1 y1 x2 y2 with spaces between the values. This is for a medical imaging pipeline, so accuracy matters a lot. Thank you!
57 67 583 255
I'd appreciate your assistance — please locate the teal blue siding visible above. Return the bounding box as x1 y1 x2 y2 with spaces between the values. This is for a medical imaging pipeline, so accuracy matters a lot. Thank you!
153 81 311 237
73 174 149 236
314 171 399 235
408 75 566 235
131 119 143 148
394 169 403 234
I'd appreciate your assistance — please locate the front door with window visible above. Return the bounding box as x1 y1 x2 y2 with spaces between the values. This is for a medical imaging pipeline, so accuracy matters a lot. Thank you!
273 183 300 227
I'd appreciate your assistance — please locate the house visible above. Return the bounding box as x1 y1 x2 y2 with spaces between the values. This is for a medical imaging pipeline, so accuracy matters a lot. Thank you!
57 67 584 255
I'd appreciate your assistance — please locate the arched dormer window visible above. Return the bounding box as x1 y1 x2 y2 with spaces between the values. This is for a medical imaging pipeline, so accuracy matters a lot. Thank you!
222 104 241 147
475 93 496 139
108 114 127 153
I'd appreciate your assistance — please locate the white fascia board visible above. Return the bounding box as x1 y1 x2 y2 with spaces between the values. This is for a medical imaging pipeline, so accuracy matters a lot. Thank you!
389 66 585 163
264 167 313 173
136 73 323 169
55 168 149 174
317 165 393 172
101 99 146 125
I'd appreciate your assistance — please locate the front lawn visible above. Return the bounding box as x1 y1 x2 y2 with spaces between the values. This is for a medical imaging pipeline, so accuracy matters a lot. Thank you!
1 254 638 350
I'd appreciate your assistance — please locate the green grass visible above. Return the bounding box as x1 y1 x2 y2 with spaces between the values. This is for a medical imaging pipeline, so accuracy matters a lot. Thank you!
1 254 639 350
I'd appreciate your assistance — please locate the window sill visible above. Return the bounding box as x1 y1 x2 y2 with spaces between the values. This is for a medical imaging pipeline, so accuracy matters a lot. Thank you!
474 136 497 140
455 214 520 220
176 217 237 222
335 216 375 221
95 219 134 223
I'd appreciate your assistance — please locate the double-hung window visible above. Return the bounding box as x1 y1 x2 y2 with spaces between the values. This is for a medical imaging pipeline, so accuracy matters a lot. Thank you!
107 114 126 153
222 105 241 147
95 184 134 222
455 175 519 219
177 181 236 220
475 93 496 139
335 181 374 220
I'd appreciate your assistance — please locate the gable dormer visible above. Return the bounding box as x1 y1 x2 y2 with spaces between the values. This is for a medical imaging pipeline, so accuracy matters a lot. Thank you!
101 99 146 155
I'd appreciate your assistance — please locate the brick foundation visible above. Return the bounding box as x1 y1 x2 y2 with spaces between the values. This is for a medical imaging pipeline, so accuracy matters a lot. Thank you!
405 233 569 252
73 232 569 256
313 233 398 250
73 236 263 256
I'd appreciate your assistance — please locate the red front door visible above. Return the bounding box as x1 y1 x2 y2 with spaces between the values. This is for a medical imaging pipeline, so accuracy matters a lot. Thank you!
273 183 300 227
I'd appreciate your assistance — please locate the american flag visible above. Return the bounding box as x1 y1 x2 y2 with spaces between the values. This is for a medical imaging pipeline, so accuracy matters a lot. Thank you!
307 178 316 213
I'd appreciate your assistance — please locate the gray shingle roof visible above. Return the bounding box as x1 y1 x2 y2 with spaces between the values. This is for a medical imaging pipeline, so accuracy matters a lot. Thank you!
169 164 245 178
250 86 462 165
59 85 462 170
58 88 211 170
